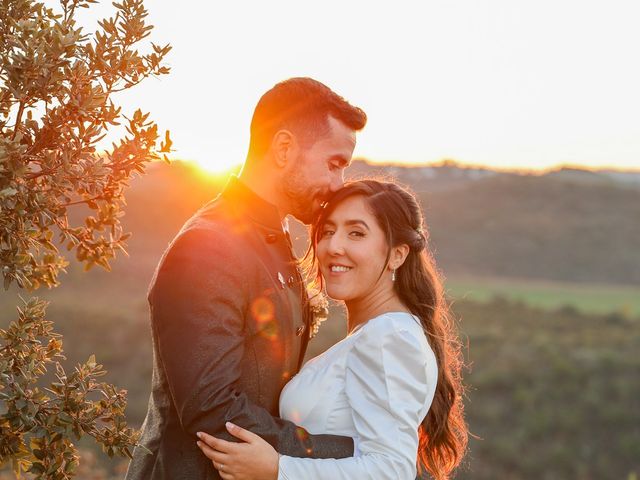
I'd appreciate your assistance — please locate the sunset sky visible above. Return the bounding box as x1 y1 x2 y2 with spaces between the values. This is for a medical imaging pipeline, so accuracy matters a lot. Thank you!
67 1 639 172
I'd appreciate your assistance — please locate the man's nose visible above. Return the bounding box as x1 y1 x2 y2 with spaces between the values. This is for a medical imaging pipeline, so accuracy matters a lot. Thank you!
329 170 345 193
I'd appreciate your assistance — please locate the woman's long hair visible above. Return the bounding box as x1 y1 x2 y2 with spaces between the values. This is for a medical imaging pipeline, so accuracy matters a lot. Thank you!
307 180 468 479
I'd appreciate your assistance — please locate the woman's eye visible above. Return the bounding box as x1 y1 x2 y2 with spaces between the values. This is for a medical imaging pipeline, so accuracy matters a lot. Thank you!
349 231 365 238
321 229 334 237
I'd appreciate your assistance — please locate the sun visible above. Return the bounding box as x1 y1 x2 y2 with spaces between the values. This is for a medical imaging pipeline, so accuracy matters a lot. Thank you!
182 143 246 174
187 160 243 185
192 156 243 174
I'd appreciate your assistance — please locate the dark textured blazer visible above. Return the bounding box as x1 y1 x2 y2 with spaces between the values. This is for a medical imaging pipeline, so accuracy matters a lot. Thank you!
125 177 353 479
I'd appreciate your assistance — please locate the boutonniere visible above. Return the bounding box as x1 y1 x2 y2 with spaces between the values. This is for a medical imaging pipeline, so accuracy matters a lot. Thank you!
306 284 329 339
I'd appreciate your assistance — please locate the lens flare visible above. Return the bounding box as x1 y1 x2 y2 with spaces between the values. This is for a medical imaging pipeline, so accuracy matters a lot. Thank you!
251 296 275 323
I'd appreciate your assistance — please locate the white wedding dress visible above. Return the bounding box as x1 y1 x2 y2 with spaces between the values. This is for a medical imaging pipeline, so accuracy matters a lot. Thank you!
278 311 438 479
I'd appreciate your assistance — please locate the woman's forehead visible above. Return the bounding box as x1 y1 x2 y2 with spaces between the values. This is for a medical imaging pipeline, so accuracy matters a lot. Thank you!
325 195 372 221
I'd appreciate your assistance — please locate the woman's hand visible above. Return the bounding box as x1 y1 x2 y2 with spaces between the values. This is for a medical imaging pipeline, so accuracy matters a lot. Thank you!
197 422 279 480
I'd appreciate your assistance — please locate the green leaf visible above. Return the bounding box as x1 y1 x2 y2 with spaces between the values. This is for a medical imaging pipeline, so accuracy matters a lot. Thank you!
87 354 96 368
29 462 46 474
0 187 18 198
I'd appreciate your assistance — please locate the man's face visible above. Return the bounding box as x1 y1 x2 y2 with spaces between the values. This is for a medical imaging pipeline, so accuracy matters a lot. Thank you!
282 116 357 224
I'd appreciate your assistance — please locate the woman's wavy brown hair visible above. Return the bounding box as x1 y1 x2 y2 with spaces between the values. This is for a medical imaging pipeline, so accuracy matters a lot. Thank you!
307 179 468 479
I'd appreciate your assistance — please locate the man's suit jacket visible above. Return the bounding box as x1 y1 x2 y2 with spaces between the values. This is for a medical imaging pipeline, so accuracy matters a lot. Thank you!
125 177 353 479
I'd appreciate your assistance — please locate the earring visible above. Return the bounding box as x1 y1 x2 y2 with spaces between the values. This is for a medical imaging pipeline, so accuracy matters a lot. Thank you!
391 269 396 282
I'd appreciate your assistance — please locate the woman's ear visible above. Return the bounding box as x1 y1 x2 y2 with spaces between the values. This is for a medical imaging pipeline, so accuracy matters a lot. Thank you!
389 244 410 271
271 129 295 168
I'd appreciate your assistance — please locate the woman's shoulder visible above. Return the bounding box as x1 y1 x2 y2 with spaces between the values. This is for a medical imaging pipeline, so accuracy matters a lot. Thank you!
352 311 433 359
348 311 438 384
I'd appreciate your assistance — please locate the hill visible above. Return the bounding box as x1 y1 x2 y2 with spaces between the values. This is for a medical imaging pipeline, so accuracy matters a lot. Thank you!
422 173 640 284
105 160 640 286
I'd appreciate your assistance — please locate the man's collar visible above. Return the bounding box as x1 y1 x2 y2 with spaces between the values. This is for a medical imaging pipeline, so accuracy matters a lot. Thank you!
221 176 284 231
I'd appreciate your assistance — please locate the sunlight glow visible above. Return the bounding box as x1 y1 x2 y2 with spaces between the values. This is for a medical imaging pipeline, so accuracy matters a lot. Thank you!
186 160 242 184
190 157 243 175
64 1 640 172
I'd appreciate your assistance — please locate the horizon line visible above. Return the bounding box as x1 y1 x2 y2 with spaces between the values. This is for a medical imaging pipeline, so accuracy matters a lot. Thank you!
168 157 640 175
355 157 640 175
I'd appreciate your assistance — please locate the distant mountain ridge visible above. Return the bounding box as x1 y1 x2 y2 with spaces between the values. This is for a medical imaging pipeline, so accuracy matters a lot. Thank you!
349 159 640 191
346 159 499 193
107 160 640 286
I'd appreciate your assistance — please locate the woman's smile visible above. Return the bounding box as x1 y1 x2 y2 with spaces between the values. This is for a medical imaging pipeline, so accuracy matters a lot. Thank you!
328 263 353 274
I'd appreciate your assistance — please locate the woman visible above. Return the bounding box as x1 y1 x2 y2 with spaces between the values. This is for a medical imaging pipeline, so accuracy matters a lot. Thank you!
197 180 468 479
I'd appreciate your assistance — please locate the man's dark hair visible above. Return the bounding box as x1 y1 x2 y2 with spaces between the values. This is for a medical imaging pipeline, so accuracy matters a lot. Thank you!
247 77 367 160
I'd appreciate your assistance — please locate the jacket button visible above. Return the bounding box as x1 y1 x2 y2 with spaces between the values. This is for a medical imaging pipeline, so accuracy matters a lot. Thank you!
296 325 306 336
265 233 277 243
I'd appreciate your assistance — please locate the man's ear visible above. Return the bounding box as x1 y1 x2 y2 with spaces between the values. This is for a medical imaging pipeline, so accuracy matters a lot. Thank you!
271 129 295 168
389 244 410 271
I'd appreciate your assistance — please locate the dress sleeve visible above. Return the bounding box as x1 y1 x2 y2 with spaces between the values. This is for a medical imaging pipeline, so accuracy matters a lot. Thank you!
278 318 433 480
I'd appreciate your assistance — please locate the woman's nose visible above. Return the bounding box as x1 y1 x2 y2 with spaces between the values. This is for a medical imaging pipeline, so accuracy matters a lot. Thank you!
327 234 345 255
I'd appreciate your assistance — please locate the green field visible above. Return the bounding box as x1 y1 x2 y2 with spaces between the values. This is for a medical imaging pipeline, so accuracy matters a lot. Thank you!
446 275 640 317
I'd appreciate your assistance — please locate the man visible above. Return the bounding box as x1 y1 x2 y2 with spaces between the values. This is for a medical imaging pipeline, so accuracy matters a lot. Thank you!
126 77 367 479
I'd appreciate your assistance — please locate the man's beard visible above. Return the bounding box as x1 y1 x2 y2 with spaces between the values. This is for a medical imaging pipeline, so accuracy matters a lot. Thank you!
284 183 320 225
282 170 324 225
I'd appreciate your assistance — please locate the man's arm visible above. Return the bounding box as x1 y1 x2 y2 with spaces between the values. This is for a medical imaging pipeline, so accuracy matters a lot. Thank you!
150 227 353 459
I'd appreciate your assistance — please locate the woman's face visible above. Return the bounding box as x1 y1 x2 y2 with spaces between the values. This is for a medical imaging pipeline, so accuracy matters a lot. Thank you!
316 195 391 302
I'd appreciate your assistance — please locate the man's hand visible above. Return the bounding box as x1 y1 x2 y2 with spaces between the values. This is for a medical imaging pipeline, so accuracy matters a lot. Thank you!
197 422 279 480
